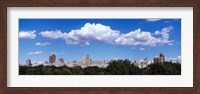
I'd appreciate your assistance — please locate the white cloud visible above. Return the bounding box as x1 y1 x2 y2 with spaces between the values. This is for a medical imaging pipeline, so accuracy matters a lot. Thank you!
167 43 174 46
35 42 51 46
19 30 36 39
114 28 161 47
139 48 145 51
39 30 66 39
169 55 181 63
146 19 161 22
115 26 174 47
64 23 120 45
27 51 43 55
39 23 174 47
154 26 174 44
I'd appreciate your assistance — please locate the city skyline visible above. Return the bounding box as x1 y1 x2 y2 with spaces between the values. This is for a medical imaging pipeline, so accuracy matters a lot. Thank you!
19 19 181 64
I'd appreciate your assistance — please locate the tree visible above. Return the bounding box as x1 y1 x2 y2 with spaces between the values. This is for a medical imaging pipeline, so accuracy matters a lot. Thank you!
72 66 83 75
105 60 131 75
52 69 62 75
42 67 53 75
19 60 181 75
148 63 166 75
129 64 140 75
61 68 72 75
19 66 28 75
83 66 101 75
25 68 36 75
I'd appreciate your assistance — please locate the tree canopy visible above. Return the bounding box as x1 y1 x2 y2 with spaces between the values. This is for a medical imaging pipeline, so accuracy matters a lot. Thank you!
19 60 181 75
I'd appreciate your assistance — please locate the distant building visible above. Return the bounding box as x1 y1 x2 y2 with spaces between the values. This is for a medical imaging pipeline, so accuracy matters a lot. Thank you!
85 55 91 66
159 53 165 63
67 60 75 67
113 57 120 61
134 58 148 68
143 57 148 68
58 58 64 63
154 56 159 63
45 61 48 64
49 54 56 64
153 53 165 63
57 58 65 67
26 59 32 66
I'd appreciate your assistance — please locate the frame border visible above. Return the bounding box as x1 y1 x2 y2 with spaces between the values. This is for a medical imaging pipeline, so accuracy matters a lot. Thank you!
0 0 199 94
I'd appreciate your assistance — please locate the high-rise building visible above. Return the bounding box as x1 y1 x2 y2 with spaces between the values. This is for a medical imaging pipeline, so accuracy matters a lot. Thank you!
49 54 56 64
58 58 64 63
57 58 65 67
159 53 165 63
45 61 48 64
143 57 148 67
154 56 159 63
85 55 91 66
26 59 32 66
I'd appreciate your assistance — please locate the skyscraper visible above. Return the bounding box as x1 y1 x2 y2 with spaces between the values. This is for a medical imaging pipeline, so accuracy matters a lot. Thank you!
49 54 56 64
26 58 32 66
159 53 165 63
58 58 64 63
85 55 91 66
154 56 159 63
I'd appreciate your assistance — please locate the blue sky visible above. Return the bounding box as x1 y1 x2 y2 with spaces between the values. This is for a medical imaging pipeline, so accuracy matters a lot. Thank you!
19 19 181 64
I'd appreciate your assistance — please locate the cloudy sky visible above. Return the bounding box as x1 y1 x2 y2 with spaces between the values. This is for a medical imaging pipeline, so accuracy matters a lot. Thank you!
19 19 181 64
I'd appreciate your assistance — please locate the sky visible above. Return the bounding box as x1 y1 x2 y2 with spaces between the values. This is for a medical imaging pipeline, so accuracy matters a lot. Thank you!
19 19 181 64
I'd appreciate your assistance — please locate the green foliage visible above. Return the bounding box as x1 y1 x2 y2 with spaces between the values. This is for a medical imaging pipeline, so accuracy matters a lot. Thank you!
148 62 181 75
106 59 132 75
83 66 104 75
19 60 181 75
52 69 62 75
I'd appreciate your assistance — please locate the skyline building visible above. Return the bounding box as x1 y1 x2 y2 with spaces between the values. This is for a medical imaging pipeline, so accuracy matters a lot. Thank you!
58 58 65 66
21 53 177 68
85 55 91 66
154 56 159 63
159 53 165 63
58 58 64 63
143 57 148 68
49 54 56 64
153 53 165 63
26 58 32 66
134 57 148 68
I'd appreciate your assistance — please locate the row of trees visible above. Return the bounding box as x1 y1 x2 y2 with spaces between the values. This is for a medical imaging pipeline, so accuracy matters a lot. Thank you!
19 59 181 75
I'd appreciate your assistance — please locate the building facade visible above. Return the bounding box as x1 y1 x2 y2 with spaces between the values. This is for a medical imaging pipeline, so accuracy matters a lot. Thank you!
49 54 56 64
26 59 32 66
159 53 165 63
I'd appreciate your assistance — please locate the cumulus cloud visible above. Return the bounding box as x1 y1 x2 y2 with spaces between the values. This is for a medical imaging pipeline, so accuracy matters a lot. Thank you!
19 30 36 39
35 42 51 46
39 30 66 39
27 51 43 55
39 23 174 47
114 28 161 47
154 26 174 45
146 18 161 22
115 26 174 47
63 23 120 45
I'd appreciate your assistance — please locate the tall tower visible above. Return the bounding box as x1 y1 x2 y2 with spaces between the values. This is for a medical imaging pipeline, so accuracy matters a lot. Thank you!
154 56 159 63
49 54 56 64
159 53 165 63
85 55 91 67
26 58 32 66
58 58 64 63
